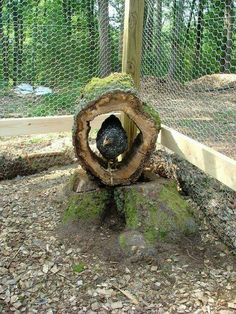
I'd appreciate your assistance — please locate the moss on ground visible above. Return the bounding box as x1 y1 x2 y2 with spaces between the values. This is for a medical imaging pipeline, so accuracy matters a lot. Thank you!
72 262 85 273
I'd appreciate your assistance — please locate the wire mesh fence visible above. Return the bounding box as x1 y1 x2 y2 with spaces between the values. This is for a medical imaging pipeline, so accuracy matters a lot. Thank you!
0 0 123 118
0 0 236 182
141 0 236 160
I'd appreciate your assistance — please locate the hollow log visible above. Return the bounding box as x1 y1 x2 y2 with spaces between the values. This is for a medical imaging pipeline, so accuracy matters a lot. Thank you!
73 73 161 186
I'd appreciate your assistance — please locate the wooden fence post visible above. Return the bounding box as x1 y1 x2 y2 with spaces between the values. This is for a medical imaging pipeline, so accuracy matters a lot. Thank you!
122 0 145 149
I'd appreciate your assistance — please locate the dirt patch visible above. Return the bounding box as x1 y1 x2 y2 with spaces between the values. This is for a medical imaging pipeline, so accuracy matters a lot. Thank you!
186 73 236 91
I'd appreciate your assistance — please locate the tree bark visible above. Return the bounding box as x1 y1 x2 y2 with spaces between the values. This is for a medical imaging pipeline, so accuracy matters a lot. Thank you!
98 0 112 77
0 0 10 84
62 0 72 36
85 0 97 75
184 0 196 48
144 0 154 51
194 0 205 78
155 0 163 66
168 0 185 80
220 0 234 73
12 0 24 86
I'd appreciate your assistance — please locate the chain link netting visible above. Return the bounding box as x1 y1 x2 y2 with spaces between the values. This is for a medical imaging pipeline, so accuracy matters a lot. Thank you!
141 0 236 160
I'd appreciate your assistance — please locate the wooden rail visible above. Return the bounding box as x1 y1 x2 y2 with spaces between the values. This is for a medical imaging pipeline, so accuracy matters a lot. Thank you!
0 115 235 191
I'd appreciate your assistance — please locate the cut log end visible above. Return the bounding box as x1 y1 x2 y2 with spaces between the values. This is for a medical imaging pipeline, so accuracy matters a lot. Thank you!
72 73 161 186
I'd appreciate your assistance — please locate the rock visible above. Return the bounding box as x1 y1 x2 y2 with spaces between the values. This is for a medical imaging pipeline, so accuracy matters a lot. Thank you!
77 280 83 287
228 302 236 309
35 86 53 96
15 83 33 95
151 266 158 272
91 302 100 311
111 301 123 310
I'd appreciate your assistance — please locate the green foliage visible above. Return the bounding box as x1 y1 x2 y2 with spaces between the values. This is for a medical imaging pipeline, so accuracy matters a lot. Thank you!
72 262 85 273
28 88 81 117
63 190 109 223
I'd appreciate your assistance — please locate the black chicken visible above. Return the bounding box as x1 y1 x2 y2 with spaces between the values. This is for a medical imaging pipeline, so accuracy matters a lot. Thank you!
96 115 128 162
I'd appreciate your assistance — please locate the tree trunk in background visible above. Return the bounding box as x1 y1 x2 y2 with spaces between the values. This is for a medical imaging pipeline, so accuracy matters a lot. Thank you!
220 0 234 73
85 0 96 75
144 0 154 51
62 0 72 36
98 0 112 77
119 0 124 66
194 0 205 78
0 0 9 84
12 0 24 86
32 0 40 85
184 0 196 47
155 0 162 69
168 0 185 80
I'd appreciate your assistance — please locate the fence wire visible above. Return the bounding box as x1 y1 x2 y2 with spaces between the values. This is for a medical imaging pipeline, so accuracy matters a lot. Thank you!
141 0 236 160
0 0 122 118
0 0 235 182
0 0 123 179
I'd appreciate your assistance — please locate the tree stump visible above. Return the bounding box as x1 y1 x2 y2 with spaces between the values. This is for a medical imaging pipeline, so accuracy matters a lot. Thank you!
72 73 161 186
63 170 198 249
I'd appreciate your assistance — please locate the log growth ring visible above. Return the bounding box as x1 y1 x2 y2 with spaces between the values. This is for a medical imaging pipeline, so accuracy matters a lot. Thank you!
73 90 159 186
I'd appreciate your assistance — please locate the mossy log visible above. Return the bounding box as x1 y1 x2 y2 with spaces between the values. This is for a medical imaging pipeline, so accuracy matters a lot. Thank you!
72 73 161 186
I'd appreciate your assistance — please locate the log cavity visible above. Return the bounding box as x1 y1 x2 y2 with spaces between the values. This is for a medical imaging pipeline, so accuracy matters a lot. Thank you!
72 73 160 186
88 112 141 169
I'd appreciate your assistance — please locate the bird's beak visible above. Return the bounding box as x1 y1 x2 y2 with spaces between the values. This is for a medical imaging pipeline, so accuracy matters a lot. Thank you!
103 137 112 146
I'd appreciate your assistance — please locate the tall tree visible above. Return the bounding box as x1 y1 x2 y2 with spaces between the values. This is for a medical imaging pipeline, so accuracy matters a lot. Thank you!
168 0 185 80
98 0 112 77
12 0 24 86
155 0 163 67
0 0 9 83
62 0 72 36
194 0 206 77
220 0 234 73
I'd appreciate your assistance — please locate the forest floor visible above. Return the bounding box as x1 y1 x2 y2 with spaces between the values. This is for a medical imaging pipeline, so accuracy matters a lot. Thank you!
0 164 236 314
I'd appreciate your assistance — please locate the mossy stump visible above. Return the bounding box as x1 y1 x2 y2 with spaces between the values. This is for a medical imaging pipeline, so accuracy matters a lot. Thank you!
72 73 161 186
63 170 198 248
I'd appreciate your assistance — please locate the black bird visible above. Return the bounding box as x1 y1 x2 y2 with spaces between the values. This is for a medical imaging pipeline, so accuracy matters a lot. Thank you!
96 115 128 162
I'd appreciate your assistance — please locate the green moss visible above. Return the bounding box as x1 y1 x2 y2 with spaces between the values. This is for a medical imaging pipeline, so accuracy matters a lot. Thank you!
82 72 135 96
119 234 127 249
72 262 85 273
143 102 161 130
144 226 158 243
123 188 142 229
76 73 137 112
159 181 197 235
63 190 108 222
116 180 197 244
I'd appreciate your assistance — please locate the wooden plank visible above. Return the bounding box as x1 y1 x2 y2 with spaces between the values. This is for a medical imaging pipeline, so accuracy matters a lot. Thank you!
0 113 121 137
122 0 145 149
158 125 236 191
0 116 74 137
0 115 235 190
